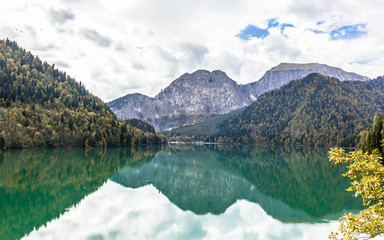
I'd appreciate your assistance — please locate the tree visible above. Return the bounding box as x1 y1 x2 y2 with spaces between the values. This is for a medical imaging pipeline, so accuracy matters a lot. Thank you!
329 147 384 240
0 135 5 150
361 115 384 157
0 39 166 149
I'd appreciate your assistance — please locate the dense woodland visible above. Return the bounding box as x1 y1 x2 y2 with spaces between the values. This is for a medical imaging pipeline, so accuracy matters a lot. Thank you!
126 118 156 134
169 73 384 147
165 108 244 142
359 115 384 158
217 74 384 146
0 39 166 149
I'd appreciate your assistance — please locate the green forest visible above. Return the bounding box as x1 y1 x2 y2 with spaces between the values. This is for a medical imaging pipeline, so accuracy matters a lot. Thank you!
217 73 384 146
169 73 384 147
0 39 166 150
165 108 244 142
359 115 384 157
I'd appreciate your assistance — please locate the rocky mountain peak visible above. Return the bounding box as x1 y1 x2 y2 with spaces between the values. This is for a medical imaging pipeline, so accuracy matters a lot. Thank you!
109 69 252 132
169 70 232 86
247 62 370 96
268 62 370 81
108 63 370 132
270 63 319 71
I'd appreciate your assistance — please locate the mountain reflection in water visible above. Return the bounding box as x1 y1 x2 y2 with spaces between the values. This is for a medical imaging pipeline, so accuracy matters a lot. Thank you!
0 145 362 240
112 144 361 222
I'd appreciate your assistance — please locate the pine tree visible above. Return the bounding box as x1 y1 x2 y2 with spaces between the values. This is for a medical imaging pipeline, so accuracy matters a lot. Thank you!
0 135 5 150
362 115 384 157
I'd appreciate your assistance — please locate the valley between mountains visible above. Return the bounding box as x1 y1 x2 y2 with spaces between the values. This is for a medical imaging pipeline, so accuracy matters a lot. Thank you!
108 63 370 133
108 62 383 147
1 38 383 149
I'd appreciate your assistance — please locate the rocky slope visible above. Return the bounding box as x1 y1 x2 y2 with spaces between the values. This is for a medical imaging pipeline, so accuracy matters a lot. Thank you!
244 63 370 96
108 70 253 131
108 63 370 132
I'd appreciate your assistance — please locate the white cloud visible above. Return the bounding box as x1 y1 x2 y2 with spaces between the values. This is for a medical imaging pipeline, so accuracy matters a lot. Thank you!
0 0 383 101
49 8 75 25
81 28 112 47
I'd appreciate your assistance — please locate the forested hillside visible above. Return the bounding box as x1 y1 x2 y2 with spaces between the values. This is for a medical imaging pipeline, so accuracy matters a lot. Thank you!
0 39 166 149
125 118 156 134
217 73 384 146
359 115 384 157
165 108 244 142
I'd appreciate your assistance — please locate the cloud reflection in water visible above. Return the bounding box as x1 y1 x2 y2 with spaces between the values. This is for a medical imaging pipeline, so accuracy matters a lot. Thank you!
23 181 338 240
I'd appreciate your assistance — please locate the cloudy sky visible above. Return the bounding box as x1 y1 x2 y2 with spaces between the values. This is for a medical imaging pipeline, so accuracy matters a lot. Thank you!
1 0 384 101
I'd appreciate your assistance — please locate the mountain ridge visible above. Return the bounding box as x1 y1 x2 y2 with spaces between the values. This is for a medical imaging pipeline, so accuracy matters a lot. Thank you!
214 73 384 146
108 63 370 132
0 39 165 149
244 62 370 97
108 69 253 131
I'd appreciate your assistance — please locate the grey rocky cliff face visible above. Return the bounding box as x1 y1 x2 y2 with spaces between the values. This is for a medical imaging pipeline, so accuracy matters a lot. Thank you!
245 63 370 96
108 70 253 132
108 63 370 132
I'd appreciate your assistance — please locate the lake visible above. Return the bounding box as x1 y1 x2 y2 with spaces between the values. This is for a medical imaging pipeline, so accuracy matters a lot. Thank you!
0 144 362 240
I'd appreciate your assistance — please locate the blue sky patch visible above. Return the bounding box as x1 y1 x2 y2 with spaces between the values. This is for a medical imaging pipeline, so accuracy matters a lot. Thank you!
237 19 295 40
236 25 269 40
329 24 367 40
267 18 279 28
310 29 326 34
350 50 384 65
352 59 372 65
280 23 294 33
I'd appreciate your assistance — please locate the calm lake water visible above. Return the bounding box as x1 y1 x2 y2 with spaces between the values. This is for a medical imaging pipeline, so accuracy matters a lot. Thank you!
0 144 362 240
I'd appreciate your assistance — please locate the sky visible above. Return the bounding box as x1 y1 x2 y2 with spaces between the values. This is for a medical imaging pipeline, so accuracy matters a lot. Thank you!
1 0 384 102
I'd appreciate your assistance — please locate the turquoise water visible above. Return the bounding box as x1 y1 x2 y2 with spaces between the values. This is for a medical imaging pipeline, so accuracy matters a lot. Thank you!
0 145 361 240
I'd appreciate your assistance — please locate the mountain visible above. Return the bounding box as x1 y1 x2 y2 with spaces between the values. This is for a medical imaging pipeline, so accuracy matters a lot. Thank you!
215 73 384 146
109 63 369 132
0 39 166 149
108 70 253 132
244 63 370 97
